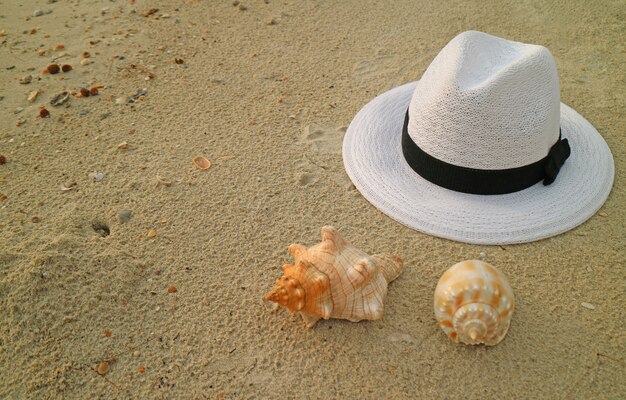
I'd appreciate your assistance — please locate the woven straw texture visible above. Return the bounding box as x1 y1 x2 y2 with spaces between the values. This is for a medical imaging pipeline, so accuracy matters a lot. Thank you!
342 32 614 245
408 32 560 169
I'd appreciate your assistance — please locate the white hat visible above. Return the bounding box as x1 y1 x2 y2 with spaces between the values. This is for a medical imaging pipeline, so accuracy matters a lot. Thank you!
342 31 614 244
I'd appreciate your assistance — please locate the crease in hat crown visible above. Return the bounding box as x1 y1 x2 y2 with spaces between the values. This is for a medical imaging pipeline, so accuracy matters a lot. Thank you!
408 31 561 170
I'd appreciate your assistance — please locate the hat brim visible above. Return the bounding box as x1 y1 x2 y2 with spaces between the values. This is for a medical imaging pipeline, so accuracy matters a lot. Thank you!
342 81 614 244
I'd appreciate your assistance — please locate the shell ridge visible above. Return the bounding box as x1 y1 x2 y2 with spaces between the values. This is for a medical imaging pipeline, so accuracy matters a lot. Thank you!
372 254 404 283
288 243 307 263
365 277 386 320
327 245 361 312
316 268 334 319
320 226 346 254
300 260 334 319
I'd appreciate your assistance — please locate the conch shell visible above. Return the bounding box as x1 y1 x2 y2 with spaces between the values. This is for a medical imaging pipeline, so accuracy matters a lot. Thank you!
265 226 403 327
434 260 514 346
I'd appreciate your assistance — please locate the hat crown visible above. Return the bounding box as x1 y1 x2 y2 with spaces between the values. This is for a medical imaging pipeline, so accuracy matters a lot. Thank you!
408 31 561 169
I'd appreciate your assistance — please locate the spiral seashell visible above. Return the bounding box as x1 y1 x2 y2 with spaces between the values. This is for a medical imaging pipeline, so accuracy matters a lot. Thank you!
265 226 403 327
434 260 514 346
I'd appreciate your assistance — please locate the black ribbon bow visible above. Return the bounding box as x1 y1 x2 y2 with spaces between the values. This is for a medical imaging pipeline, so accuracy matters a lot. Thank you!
543 136 571 185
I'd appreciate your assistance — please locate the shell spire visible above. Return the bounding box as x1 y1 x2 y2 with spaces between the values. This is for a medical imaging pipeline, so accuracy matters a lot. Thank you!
265 226 403 327
434 260 515 346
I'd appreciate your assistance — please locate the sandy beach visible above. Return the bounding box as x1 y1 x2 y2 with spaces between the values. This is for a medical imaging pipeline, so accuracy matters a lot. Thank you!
1 0 624 398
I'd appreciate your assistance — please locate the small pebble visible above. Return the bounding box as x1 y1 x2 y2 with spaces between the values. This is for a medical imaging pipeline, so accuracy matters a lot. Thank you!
89 87 99 96
388 332 417 344
39 107 50 118
156 175 171 187
147 229 157 238
78 109 90 116
581 302 595 310
133 351 141 357
192 156 211 170
143 7 159 17
598 211 608 217
168 285 177 293
61 64 72 72
59 182 77 191
97 362 108 375
479 251 486 259
80 58 90 65
79 87 90 97
117 210 132 223
50 91 70 106
118 142 129 149
89 171 105 181
128 89 148 103
19 75 32 84
238 4 247 11
47 64 60 74
82 51 91 58
0 155 6 165
33 9 44 17
31 216 41 223
28 90 40 102
0 194 7 202
266 18 277 25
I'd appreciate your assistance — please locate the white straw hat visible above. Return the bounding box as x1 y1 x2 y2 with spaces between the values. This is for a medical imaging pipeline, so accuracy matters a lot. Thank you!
343 31 614 244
